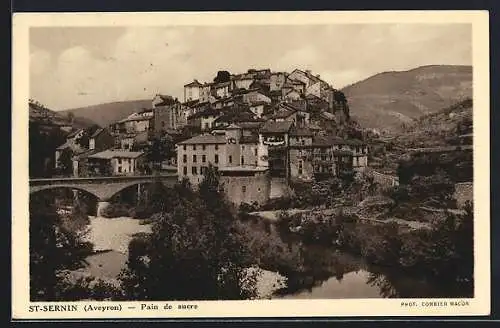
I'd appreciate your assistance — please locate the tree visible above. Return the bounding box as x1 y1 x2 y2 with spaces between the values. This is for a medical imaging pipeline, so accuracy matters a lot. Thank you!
29 196 94 301
29 122 67 178
144 136 174 171
120 164 258 300
213 70 231 84
74 134 90 149
57 148 74 176
66 112 75 124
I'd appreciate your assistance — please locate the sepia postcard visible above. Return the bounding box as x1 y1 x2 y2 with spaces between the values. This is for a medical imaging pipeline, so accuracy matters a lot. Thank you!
12 10 490 319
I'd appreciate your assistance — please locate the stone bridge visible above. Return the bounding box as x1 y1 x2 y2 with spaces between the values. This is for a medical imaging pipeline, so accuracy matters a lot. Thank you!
29 174 178 201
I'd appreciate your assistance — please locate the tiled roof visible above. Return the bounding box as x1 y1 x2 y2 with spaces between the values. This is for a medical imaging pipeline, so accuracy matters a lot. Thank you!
312 135 343 147
177 134 227 145
345 138 366 146
73 149 100 160
270 109 296 119
290 127 313 137
88 150 144 160
238 121 264 130
90 128 105 138
240 135 259 144
260 120 294 133
226 123 241 129
250 101 269 106
182 99 200 107
320 111 336 121
56 140 72 150
67 128 84 138
187 107 221 120
184 79 203 87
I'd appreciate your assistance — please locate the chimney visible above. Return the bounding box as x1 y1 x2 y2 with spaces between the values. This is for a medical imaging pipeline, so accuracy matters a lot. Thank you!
305 70 312 75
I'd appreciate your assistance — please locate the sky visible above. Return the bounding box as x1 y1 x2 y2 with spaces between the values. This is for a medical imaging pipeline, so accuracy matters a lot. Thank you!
29 24 472 110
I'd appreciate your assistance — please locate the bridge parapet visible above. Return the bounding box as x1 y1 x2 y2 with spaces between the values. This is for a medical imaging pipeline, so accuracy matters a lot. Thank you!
29 174 178 186
29 174 179 201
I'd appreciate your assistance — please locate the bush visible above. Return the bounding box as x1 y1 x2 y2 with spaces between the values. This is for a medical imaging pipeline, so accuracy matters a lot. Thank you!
99 203 131 218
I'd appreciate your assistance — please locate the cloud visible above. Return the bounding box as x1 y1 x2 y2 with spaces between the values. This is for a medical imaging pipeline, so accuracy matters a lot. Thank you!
320 69 370 89
30 47 52 76
31 27 198 109
29 24 472 110
277 45 324 72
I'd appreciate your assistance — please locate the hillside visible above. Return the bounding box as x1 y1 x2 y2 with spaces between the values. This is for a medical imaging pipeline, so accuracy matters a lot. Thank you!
60 99 152 127
342 65 472 133
367 98 473 176
395 98 473 148
29 101 95 129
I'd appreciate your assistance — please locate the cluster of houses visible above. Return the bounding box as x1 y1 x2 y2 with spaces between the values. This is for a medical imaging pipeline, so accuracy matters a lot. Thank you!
54 68 369 206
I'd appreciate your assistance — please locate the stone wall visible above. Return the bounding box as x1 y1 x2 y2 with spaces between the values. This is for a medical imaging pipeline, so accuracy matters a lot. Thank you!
269 177 292 199
220 172 271 206
369 169 399 188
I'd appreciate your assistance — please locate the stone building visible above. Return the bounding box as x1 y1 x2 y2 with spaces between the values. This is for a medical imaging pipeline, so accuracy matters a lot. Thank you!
176 124 270 205
152 94 183 132
219 166 271 206
86 150 145 176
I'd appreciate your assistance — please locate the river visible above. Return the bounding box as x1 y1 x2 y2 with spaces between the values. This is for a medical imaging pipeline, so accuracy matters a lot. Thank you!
79 216 438 299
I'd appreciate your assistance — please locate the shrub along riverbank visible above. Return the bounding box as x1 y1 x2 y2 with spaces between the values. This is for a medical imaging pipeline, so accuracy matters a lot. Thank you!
270 201 473 297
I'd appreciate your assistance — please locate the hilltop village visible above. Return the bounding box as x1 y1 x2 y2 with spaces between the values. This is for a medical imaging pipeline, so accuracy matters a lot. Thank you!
46 68 369 206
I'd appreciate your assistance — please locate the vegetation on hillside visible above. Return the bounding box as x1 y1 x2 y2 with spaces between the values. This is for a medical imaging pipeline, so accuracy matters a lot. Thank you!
60 99 152 128
342 65 472 132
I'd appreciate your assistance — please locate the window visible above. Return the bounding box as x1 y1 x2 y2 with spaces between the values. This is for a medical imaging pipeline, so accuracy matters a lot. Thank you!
301 139 305 145
202 145 206 150
183 145 186 151
298 160 303 175
241 156 245 165
192 166 198 175
118 167 122 173
242 186 246 193
193 155 197 163
193 145 196 150
118 158 122 164
215 145 219 150
229 155 232 164
214 154 219 164
254 148 258 156
202 155 206 163
242 145 245 150
204 123 209 130
201 166 207 174
183 166 187 175
183 154 187 163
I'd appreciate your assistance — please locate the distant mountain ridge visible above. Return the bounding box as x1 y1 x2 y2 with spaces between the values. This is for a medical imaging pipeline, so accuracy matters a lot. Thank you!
60 99 153 128
342 65 472 133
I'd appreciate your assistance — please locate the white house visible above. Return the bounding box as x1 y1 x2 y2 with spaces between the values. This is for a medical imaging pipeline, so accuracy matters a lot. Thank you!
184 79 203 102
87 150 145 176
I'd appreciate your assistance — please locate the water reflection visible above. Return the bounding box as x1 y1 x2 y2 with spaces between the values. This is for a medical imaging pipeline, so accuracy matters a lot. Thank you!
267 224 449 299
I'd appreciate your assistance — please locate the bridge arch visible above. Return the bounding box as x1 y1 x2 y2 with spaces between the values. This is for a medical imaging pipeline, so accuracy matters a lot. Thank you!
30 185 101 201
29 180 173 202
